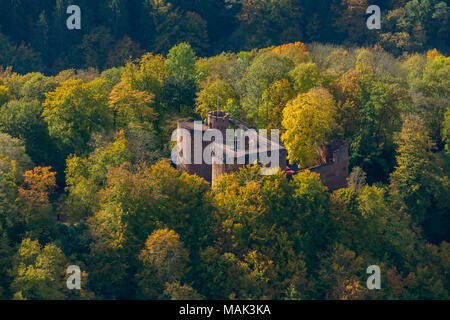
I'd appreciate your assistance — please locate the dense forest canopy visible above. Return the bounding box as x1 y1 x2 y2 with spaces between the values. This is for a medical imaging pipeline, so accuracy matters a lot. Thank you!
0 0 449 301
0 0 449 74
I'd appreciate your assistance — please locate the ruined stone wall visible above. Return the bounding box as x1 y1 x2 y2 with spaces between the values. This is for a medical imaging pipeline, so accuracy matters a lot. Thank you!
176 123 212 183
303 141 349 191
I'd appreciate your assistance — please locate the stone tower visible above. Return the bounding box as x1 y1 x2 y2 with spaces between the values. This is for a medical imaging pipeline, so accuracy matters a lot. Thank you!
207 111 229 136
208 111 230 185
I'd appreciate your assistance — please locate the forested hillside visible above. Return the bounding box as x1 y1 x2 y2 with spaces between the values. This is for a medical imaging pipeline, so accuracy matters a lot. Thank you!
0 0 449 74
0 38 449 299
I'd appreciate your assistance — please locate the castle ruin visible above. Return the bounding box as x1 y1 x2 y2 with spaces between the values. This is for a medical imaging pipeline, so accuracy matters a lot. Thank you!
176 111 349 191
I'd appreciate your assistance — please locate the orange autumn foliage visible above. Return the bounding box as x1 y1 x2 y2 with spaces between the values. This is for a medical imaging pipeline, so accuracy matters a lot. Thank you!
272 42 307 55
19 167 56 206
426 49 443 60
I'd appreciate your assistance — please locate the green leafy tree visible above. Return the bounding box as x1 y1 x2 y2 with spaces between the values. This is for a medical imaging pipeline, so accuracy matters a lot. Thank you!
64 130 130 221
149 1 209 54
316 244 368 300
10 239 68 300
88 160 212 298
0 98 55 165
122 52 170 114
409 54 450 146
0 133 33 183
289 62 320 93
390 114 450 242
164 43 198 113
241 51 294 124
42 78 113 156
0 33 44 74
350 74 408 183
444 107 450 154
209 167 316 299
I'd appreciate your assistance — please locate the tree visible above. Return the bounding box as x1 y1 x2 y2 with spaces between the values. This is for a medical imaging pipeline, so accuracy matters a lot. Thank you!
165 43 198 113
0 33 44 74
390 114 439 223
290 170 332 257
196 52 239 87
317 244 368 300
17 167 57 242
0 134 31 243
87 160 212 298
379 0 450 55
347 167 367 191
409 54 450 146
272 42 309 66
106 36 143 68
444 107 450 154
0 85 12 106
209 166 314 299
390 114 450 242
109 80 157 129
241 51 294 124
64 130 130 221
195 79 240 118
122 52 170 114
282 88 339 167
258 78 294 130
211 166 290 256
198 247 261 300
136 228 190 299
350 73 407 183
289 63 320 93
166 44 197 81
103 0 128 36
236 0 303 49
401 242 450 299
0 225 13 299
0 98 55 165
328 69 361 138
76 27 115 70
42 78 113 156
333 0 370 45
10 239 68 300
18 73 59 102
150 2 209 54
0 154 20 241
0 133 33 183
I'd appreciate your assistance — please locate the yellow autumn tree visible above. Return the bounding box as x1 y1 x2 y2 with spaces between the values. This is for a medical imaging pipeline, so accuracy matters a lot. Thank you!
258 78 294 130
281 88 339 167
136 228 190 298
109 80 156 129
0 85 12 106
